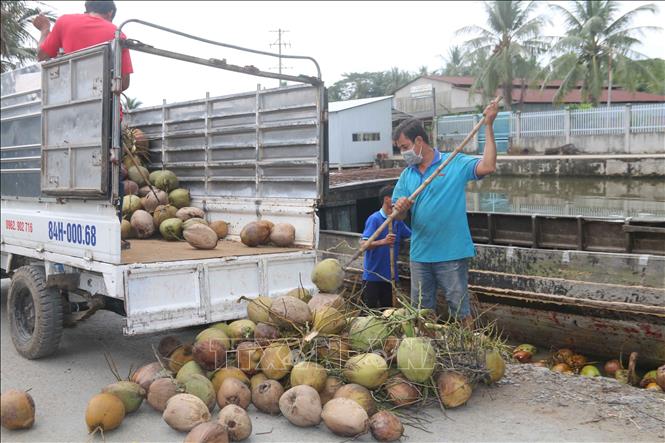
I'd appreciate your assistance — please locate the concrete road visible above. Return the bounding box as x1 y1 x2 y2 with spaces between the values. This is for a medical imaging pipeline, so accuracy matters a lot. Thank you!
1 278 661 442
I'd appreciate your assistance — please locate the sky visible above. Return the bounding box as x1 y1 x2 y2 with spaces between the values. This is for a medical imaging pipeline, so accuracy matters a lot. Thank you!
31 1 665 107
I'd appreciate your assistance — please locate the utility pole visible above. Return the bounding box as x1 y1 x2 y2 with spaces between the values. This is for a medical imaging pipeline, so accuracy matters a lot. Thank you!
270 28 291 87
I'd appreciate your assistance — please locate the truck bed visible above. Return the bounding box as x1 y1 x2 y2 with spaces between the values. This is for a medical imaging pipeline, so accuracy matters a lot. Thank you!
121 239 303 264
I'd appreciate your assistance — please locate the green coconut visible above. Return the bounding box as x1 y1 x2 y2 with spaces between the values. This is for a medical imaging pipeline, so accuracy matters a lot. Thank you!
581 365 601 377
312 306 346 334
153 170 179 192
211 322 232 336
149 170 162 184
195 328 231 350
259 343 293 380
153 204 178 229
169 188 191 208
311 258 345 293
290 361 328 392
228 319 256 344
247 296 273 324
343 353 389 390
286 287 312 303
484 350 506 384
182 373 216 411
128 165 149 186
396 337 436 383
101 381 146 414
122 195 142 216
514 344 537 355
176 360 205 384
159 217 183 241
349 317 391 352
121 219 135 239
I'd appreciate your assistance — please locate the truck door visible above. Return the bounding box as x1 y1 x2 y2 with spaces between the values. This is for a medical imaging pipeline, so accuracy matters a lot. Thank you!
40 44 111 198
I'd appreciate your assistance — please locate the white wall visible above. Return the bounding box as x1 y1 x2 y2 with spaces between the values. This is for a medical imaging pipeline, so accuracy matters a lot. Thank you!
393 78 484 115
329 99 393 166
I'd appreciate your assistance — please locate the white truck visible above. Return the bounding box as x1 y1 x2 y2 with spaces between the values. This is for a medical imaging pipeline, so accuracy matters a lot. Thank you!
1 20 328 359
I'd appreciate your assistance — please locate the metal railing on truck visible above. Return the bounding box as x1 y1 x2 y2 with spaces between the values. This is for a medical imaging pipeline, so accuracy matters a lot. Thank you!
1 20 328 203
111 19 327 204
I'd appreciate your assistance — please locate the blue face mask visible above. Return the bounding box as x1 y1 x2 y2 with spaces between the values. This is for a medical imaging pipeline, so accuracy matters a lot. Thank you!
402 143 423 166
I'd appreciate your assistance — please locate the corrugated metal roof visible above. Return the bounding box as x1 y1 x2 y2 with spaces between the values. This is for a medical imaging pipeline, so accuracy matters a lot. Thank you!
328 95 393 112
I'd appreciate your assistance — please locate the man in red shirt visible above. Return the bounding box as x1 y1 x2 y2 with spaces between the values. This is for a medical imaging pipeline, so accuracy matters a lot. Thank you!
33 1 133 91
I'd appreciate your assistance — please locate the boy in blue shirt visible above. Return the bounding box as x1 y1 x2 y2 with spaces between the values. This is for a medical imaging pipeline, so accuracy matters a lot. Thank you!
392 102 498 328
361 185 412 309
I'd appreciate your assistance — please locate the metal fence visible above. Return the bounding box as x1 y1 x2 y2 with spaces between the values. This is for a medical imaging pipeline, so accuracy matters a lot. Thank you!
437 103 665 142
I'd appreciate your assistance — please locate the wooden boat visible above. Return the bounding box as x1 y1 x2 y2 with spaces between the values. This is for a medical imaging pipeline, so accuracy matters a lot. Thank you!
318 212 665 367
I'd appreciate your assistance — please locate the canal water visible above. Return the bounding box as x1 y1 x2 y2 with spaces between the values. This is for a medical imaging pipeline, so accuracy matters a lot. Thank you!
466 176 665 219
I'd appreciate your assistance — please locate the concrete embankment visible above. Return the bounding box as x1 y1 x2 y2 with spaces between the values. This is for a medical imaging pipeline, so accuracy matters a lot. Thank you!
377 154 665 178
494 154 665 178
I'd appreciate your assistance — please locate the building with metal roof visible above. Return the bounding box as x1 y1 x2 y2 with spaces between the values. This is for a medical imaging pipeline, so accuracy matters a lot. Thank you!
328 95 393 167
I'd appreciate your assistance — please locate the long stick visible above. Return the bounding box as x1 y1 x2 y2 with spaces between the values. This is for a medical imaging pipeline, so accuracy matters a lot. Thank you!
389 222 397 307
344 96 502 269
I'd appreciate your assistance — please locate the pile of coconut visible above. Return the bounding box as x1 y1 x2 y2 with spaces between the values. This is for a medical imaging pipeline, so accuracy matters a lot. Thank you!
120 130 297 251
1 258 507 440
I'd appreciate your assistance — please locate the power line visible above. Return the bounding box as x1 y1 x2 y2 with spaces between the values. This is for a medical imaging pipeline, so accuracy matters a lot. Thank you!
270 28 291 87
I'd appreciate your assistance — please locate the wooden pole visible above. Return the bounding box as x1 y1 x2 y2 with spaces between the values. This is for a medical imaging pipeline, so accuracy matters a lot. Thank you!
344 96 502 269
122 144 160 201
388 222 397 307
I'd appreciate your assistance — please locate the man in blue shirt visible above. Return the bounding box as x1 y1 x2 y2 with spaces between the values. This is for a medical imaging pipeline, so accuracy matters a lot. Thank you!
392 102 498 328
361 185 412 309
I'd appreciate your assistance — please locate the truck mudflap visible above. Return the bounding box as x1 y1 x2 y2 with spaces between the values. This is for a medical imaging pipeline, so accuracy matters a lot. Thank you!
122 250 316 335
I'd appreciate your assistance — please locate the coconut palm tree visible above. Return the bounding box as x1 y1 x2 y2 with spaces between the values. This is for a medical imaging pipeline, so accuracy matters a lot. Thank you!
122 95 143 111
546 1 660 106
439 46 469 76
0 1 54 73
457 1 550 109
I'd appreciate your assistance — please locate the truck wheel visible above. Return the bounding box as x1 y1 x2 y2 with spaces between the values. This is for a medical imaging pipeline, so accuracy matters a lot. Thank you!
8 266 64 359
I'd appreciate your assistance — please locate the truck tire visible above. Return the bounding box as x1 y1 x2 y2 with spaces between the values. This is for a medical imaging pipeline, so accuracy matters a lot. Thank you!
8 266 64 359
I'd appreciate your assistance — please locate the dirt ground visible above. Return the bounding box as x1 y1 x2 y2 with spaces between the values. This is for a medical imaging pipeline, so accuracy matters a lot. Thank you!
1 279 663 442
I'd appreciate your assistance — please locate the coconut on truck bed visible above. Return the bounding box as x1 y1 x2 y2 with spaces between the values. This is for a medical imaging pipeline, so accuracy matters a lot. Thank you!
121 239 303 264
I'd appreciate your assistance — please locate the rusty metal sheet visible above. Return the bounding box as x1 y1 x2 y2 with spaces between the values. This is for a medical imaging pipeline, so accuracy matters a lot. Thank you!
473 299 665 367
469 270 664 307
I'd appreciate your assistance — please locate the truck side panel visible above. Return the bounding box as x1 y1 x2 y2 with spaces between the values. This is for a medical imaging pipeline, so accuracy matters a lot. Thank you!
0 65 41 197
123 250 316 334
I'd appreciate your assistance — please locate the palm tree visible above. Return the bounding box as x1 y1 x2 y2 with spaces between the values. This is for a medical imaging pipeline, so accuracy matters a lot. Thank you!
439 46 469 76
122 95 143 111
1 1 54 73
457 1 550 109
546 1 660 106
514 55 544 109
